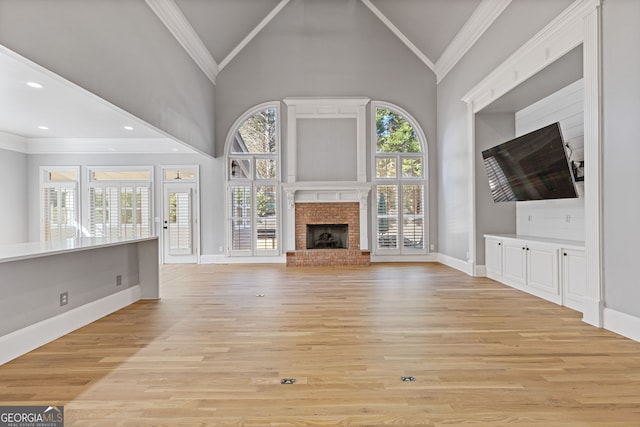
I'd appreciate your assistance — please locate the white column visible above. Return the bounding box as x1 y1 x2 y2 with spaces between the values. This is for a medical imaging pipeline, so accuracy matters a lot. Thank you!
581 4 603 327
358 190 369 250
284 189 296 251
285 103 297 183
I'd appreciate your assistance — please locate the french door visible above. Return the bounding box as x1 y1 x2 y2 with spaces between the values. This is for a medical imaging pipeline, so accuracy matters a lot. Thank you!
375 183 425 254
228 183 278 256
162 182 198 263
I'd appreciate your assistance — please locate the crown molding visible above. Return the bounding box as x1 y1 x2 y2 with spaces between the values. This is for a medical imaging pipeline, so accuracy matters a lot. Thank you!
435 0 512 83
145 0 218 85
0 131 28 153
360 0 436 72
219 0 291 71
462 0 599 110
26 138 196 155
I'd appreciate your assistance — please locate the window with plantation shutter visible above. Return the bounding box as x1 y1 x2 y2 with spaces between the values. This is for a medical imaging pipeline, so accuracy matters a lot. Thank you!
88 167 153 239
168 190 192 253
226 103 280 256
373 103 428 255
41 167 80 241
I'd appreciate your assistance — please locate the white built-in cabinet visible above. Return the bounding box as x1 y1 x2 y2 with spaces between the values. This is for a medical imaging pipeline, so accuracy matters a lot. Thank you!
561 248 586 312
484 235 585 312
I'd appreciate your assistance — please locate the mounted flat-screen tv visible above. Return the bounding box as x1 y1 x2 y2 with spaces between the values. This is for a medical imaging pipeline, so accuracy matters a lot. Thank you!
481 122 578 202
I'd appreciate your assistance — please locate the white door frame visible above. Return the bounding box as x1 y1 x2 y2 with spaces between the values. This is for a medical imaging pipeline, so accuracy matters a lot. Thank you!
161 166 200 264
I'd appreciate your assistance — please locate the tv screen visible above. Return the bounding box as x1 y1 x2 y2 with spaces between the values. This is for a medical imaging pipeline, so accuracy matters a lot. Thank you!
481 122 578 202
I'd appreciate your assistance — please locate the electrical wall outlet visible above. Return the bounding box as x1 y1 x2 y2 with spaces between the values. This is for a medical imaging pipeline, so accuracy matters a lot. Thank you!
429 244 435 251
60 292 68 306
116 275 122 286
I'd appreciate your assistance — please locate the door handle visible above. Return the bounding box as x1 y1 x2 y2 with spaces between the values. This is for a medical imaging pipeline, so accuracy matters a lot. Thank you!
163 220 168 230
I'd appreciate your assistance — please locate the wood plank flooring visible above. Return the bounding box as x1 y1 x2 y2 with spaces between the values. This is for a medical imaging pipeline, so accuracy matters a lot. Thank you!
1 263 639 426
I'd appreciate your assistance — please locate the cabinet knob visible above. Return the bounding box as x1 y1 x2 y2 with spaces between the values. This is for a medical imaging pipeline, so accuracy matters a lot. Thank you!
498 243 501 246
526 247 529 251
563 252 567 256
522 247 526 250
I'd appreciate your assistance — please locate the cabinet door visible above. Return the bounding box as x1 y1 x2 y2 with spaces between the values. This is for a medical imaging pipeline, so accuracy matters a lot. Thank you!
562 249 586 312
526 243 561 303
502 240 527 287
485 238 503 279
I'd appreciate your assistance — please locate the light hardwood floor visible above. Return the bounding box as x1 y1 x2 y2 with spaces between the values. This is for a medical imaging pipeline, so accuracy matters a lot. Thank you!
1 263 639 426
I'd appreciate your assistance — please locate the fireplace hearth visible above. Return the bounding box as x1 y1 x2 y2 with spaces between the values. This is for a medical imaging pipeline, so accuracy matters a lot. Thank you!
307 224 348 249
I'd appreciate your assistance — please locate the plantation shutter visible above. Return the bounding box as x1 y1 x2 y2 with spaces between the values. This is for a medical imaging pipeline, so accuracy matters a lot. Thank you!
43 185 78 241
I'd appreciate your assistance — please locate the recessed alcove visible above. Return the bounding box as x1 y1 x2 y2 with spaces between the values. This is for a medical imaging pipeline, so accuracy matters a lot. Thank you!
462 3 602 327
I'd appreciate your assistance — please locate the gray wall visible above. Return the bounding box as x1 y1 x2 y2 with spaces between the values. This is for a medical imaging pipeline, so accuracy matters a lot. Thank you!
0 0 216 156
436 0 574 261
297 118 358 182
215 0 438 250
602 0 640 318
474 113 516 264
27 152 225 257
0 243 138 336
0 148 28 244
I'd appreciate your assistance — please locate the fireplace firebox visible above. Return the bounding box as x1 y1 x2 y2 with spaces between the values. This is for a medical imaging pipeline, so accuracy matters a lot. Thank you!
306 224 348 249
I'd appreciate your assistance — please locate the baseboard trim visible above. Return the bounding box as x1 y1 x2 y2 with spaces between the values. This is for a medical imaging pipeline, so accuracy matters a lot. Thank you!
581 296 604 327
475 265 487 277
370 254 438 263
0 286 141 366
200 254 286 264
438 253 473 275
603 307 640 343
202 254 441 264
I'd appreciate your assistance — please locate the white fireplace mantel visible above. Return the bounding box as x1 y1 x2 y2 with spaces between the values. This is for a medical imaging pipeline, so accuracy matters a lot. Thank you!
282 181 372 251
282 181 372 206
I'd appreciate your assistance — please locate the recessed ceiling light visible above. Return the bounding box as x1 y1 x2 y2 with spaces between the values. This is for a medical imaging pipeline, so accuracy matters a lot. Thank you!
27 82 43 89
38 125 49 130
124 126 134 131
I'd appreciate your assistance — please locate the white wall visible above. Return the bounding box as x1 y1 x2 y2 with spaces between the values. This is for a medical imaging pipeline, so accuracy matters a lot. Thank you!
0 147 28 244
515 79 585 241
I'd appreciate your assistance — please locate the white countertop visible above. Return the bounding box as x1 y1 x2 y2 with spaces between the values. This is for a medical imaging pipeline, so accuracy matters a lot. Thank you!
484 234 585 250
0 236 158 263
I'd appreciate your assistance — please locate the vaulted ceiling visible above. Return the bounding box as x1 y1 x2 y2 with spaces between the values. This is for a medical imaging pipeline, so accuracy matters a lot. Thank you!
148 0 510 84
1 0 513 150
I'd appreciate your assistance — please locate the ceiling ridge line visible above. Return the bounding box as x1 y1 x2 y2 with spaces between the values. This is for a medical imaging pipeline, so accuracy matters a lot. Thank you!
435 0 512 83
218 0 291 72
145 0 219 85
360 0 436 73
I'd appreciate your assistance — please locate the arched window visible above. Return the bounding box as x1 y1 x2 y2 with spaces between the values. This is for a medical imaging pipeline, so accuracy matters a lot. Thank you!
225 102 280 256
373 102 428 255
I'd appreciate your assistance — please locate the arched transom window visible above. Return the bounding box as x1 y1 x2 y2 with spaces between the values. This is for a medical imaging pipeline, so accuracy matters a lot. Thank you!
373 103 427 255
226 103 280 256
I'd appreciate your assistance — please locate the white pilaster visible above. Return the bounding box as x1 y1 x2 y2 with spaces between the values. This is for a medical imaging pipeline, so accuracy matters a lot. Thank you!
581 4 603 327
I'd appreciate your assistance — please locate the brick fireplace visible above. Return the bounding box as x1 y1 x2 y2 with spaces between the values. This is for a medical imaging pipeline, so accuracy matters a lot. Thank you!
287 202 370 266
282 182 372 267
